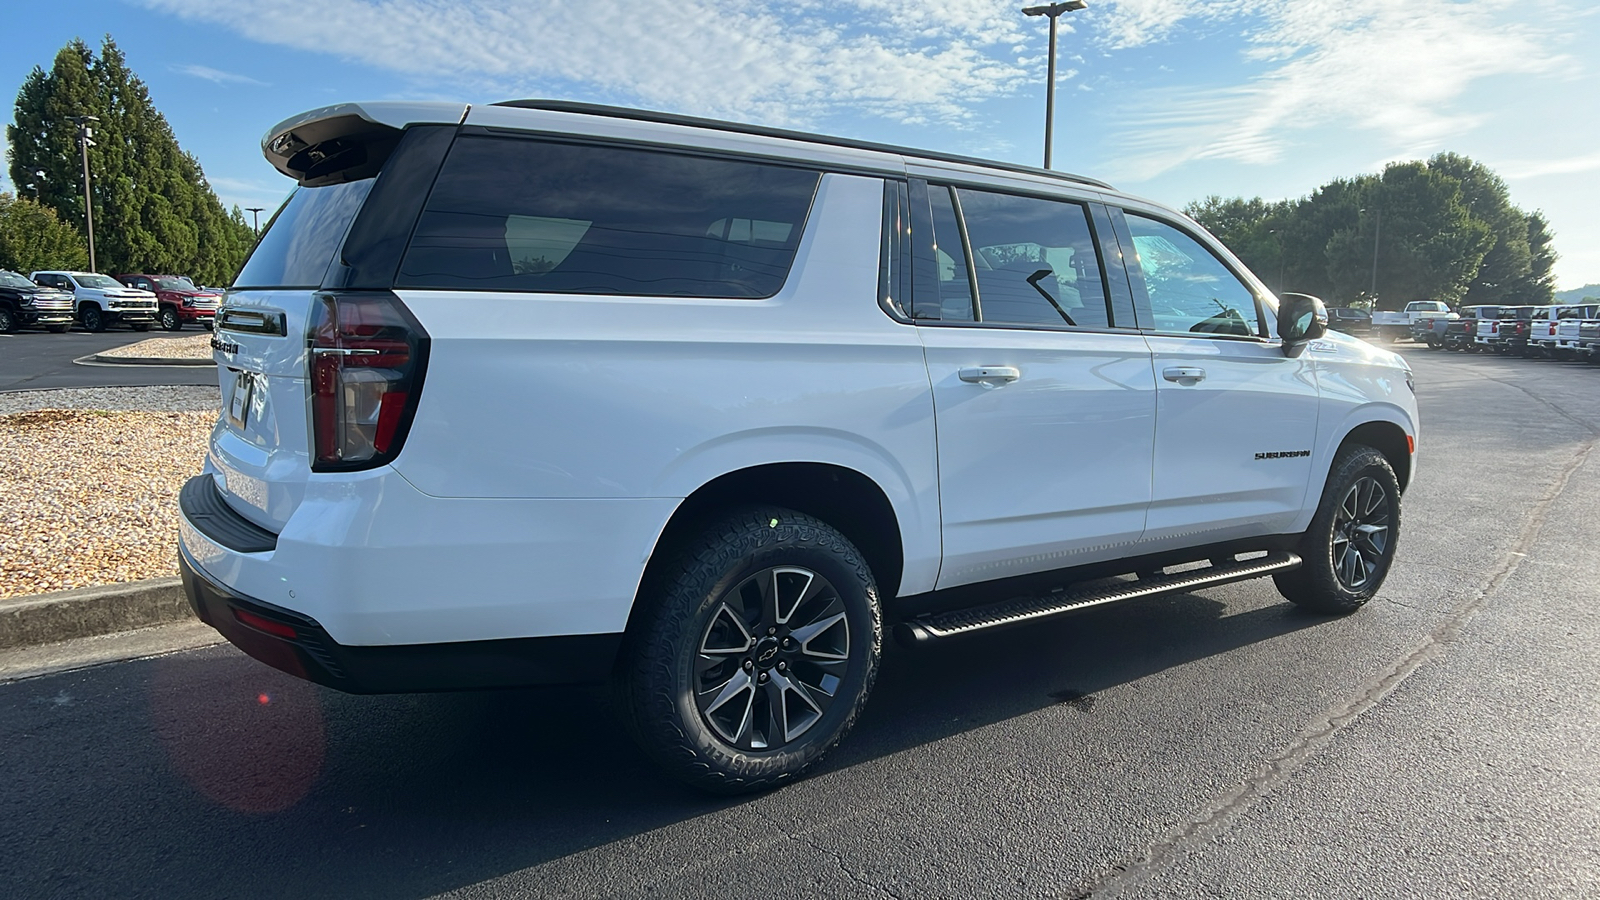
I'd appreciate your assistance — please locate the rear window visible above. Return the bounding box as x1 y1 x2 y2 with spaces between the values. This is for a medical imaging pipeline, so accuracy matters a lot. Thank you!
234 180 374 289
396 136 820 298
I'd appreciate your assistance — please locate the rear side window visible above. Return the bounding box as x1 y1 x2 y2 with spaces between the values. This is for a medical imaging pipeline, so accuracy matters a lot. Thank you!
955 188 1110 330
234 180 374 289
397 136 821 298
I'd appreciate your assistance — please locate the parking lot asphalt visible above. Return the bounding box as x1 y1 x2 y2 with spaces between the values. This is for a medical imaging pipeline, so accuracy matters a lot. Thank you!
3 345 1599 899
0 328 216 391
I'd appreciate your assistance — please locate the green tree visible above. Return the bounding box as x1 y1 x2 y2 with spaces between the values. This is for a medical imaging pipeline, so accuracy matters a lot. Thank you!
6 36 255 283
0 192 88 272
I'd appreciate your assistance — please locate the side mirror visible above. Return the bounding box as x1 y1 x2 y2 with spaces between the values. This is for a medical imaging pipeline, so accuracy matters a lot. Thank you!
1277 292 1328 358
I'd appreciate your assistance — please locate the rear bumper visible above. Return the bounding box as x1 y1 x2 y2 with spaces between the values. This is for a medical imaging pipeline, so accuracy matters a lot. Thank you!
180 544 623 693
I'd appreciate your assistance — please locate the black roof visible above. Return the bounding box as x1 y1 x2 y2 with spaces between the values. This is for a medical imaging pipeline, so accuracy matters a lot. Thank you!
491 99 1113 191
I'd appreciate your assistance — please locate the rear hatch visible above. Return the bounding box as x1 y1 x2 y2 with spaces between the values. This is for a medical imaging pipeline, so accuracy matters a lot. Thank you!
208 102 464 533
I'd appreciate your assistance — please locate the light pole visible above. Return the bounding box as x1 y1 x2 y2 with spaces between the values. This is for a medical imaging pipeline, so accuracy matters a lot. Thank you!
246 207 265 235
66 115 99 272
1369 207 1381 302
1022 1 1088 170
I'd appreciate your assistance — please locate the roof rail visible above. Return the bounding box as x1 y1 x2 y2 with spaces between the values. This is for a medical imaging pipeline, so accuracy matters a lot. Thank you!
490 99 1113 191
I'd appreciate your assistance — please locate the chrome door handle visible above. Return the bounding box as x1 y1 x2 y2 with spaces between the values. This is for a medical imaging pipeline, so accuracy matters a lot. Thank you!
1162 366 1206 383
958 366 1020 386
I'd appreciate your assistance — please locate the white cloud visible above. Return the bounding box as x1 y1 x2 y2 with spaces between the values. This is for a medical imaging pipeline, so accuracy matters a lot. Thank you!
1500 152 1600 180
170 64 268 87
138 0 1041 127
1096 0 1573 181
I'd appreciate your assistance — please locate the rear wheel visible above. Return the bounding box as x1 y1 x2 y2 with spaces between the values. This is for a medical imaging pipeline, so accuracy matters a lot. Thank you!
1275 445 1400 614
79 305 105 333
617 507 882 794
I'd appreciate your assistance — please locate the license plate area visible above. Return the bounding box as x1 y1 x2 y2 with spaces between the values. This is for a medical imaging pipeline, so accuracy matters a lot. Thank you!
227 369 257 430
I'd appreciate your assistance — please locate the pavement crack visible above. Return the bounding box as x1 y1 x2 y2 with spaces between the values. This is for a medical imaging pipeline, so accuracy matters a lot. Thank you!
1068 434 1597 900
751 806 901 899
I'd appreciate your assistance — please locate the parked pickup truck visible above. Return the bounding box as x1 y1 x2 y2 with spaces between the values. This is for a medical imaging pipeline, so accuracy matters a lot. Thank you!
1372 300 1454 342
0 269 75 333
116 274 222 331
31 270 158 332
1410 315 1452 349
1538 304 1599 360
1489 306 1556 357
1576 316 1600 363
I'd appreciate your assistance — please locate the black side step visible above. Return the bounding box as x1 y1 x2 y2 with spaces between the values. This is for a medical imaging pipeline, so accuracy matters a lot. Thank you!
896 552 1302 644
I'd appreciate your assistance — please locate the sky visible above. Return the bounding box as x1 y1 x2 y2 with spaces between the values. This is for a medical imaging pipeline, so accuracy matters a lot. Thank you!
3 0 1598 291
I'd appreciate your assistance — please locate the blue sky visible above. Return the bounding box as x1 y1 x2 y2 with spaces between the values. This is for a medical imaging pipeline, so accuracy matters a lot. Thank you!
4 0 1598 290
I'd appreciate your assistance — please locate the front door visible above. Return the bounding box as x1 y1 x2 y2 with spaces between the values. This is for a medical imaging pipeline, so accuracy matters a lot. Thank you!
1114 209 1320 551
916 184 1157 589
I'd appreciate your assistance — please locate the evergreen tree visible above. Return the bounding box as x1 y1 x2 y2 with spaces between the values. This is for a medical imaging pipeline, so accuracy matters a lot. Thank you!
6 36 255 283
0 193 88 272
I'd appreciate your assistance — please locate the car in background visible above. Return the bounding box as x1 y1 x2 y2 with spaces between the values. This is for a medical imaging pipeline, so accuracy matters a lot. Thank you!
0 269 75 333
1371 300 1454 342
30 270 157 332
115 274 222 331
1325 307 1371 336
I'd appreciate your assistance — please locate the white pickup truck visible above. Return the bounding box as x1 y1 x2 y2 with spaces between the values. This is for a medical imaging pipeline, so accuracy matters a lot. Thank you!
1371 300 1455 342
1539 304 1599 359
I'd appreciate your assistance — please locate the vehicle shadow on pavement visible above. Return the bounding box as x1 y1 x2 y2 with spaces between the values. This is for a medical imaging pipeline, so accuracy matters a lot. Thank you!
1 591 1327 899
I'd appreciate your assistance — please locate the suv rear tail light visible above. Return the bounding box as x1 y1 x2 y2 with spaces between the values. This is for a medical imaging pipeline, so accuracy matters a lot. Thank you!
309 291 429 471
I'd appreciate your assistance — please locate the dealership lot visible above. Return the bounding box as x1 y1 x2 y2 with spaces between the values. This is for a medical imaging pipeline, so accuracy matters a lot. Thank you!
3 346 1598 898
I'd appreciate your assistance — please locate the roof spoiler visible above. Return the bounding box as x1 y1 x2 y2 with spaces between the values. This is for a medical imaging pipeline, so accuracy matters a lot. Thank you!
262 102 469 187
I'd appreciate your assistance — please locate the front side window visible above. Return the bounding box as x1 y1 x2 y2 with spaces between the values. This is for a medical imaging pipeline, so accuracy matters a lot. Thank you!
1123 213 1262 338
397 136 820 298
955 189 1109 330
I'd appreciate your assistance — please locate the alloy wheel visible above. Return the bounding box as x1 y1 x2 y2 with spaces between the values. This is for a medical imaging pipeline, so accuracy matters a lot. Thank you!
694 566 852 751
1332 476 1391 590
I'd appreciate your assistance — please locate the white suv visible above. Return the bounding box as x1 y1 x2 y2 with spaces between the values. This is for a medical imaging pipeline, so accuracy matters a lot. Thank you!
31 270 158 332
178 101 1418 793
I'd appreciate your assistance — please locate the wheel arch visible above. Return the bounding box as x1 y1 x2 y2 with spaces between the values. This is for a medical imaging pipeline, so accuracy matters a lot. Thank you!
625 462 905 638
1337 420 1412 492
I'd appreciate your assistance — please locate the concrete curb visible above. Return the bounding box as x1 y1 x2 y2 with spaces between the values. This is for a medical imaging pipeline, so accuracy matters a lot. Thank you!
77 353 216 367
0 577 197 651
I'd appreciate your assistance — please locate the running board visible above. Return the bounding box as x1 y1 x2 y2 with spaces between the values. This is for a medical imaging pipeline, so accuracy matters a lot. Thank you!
896 551 1302 645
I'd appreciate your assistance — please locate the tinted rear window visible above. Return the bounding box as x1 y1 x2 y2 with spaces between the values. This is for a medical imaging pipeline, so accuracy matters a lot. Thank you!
396 136 820 298
234 180 374 289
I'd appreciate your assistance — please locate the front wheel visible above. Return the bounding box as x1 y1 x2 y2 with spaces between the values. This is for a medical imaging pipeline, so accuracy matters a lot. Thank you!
1275 446 1401 614
0 307 16 334
617 508 882 794
159 307 181 331
79 305 105 333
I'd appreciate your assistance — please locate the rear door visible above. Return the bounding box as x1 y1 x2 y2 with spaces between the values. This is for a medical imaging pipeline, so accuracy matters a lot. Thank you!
1111 207 1320 548
912 181 1157 589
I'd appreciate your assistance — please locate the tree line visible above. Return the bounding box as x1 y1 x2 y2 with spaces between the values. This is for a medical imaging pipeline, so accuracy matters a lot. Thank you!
2 36 257 283
1185 153 1556 311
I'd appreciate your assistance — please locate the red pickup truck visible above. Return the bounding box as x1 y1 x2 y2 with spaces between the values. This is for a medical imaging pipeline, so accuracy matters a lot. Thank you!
115 274 221 331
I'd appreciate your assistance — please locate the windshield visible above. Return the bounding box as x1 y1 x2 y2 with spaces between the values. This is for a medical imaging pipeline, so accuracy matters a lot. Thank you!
153 277 200 292
0 270 35 289
73 273 122 289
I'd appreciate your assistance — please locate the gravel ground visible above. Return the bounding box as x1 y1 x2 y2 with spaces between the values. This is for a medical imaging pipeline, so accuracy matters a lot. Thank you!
94 333 215 360
0 385 219 415
0 387 218 599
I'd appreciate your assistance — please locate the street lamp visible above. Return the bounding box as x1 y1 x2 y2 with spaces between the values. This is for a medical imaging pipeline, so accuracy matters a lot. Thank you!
66 115 100 272
246 207 265 235
1022 1 1088 170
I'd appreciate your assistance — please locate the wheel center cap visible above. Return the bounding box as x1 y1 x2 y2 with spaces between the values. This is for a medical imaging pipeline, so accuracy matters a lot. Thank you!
753 637 782 669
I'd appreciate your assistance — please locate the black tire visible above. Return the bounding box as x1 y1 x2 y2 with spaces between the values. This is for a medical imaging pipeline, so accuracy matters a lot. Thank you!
617 507 882 794
0 307 15 334
79 305 105 333
45 323 70 334
159 307 182 331
1425 338 1442 350
1275 445 1401 614
130 322 151 332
